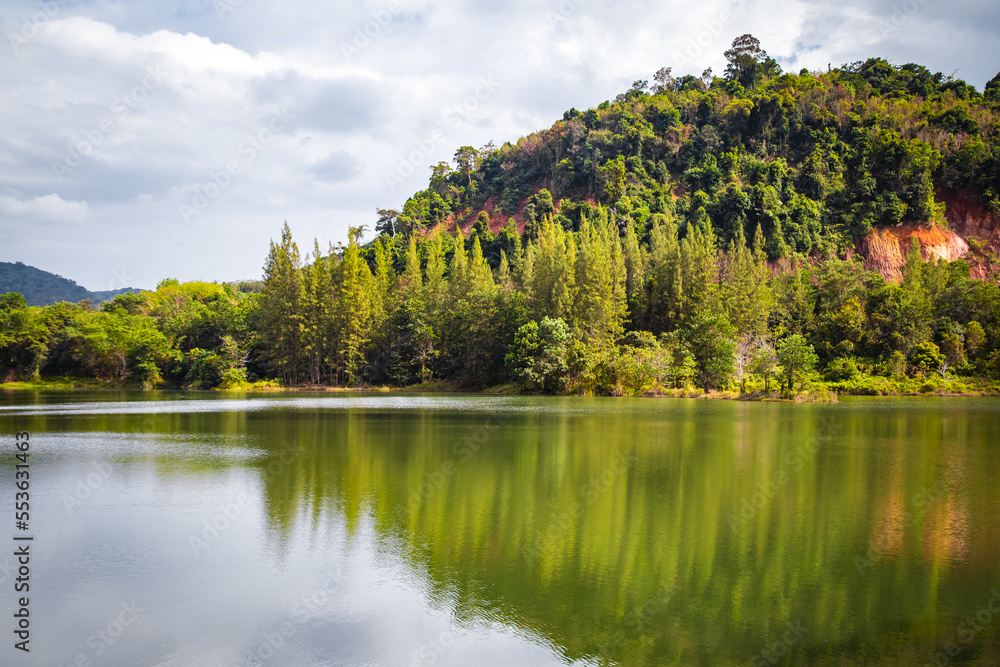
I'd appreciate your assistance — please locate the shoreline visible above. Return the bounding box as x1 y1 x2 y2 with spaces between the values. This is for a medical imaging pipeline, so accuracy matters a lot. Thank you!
3 378 999 401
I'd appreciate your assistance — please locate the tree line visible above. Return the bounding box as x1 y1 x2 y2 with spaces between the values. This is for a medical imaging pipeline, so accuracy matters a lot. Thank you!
2 36 999 395
2 212 998 396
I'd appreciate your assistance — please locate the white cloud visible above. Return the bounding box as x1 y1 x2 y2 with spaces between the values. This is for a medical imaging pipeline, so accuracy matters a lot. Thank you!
0 0 996 289
0 193 89 224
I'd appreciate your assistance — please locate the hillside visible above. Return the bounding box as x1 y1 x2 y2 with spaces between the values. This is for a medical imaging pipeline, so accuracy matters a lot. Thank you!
0 261 136 306
2 38 1000 395
382 40 1000 282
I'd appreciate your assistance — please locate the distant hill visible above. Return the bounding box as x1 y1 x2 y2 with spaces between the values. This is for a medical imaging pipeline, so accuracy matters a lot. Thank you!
0 261 138 306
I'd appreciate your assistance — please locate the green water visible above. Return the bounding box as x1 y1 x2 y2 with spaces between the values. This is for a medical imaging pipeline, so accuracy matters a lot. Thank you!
1 392 998 666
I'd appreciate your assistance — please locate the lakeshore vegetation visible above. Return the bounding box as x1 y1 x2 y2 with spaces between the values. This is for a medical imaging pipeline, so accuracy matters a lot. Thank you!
3 37 1000 397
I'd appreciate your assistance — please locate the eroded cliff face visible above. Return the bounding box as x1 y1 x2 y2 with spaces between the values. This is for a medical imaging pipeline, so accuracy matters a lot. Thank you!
854 190 999 282
856 224 969 282
938 189 1000 280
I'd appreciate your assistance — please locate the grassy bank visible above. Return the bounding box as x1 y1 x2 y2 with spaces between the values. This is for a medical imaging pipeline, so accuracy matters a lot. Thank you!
0 376 124 390
3 375 998 400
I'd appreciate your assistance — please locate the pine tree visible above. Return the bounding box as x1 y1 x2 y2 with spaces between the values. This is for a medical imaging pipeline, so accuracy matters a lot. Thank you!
302 239 332 384
622 221 646 329
646 215 683 334
260 222 304 384
497 250 513 292
573 217 626 346
372 236 396 315
520 243 536 300
449 227 469 300
679 220 719 326
423 234 447 317
400 234 423 298
721 224 772 336
467 236 495 295
526 215 575 321
509 220 525 279
333 227 373 385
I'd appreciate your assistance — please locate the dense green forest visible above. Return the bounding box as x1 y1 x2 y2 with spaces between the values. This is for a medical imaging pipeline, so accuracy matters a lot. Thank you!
0 261 137 307
3 37 1000 396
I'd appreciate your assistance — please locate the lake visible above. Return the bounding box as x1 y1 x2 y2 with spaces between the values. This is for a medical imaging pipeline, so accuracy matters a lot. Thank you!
1 392 998 666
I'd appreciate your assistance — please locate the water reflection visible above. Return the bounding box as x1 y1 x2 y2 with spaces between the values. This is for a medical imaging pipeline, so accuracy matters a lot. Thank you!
3 394 1000 666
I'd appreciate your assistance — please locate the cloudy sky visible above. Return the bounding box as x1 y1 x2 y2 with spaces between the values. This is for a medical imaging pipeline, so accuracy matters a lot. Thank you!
1 0 997 291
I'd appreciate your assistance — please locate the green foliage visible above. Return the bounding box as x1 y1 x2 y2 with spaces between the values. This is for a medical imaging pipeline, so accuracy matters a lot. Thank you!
749 339 779 392
684 313 736 392
0 261 138 307
385 298 437 385
505 317 572 393
378 36 999 271
4 203 1000 397
824 357 861 382
911 340 945 376
260 222 304 384
776 334 818 394
333 230 375 385
185 348 225 389
724 34 781 88
720 226 772 336
5 44 1000 396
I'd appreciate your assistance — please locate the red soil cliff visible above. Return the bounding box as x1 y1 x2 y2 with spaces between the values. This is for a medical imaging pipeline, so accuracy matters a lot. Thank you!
855 189 999 282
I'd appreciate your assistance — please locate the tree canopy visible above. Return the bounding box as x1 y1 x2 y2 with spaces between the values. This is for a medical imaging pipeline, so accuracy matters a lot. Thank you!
3 40 1000 397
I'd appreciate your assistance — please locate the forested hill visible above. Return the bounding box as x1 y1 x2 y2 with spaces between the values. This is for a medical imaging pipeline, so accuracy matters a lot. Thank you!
3 37 1000 396
0 261 136 306
381 36 1000 279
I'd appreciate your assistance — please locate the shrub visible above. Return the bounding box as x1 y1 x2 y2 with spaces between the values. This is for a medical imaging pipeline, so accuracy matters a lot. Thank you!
218 367 249 390
911 341 945 377
824 357 861 381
